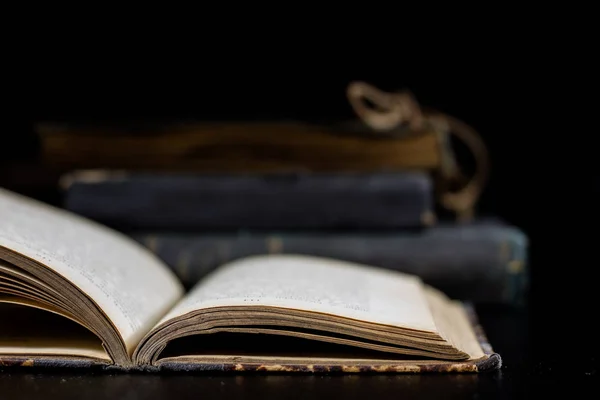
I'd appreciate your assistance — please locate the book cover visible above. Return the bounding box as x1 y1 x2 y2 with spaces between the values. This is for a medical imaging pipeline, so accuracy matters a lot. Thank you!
62 171 435 230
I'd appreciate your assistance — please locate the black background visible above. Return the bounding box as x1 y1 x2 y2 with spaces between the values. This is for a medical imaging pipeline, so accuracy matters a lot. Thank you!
2 38 598 396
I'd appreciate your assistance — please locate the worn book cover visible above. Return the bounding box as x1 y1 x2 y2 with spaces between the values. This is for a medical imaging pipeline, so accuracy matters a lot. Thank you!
61 170 435 230
36 119 450 174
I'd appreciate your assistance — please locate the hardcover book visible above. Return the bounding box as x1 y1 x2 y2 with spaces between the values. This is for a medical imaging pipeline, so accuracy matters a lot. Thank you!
131 221 528 306
0 188 500 373
60 170 435 230
36 119 448 173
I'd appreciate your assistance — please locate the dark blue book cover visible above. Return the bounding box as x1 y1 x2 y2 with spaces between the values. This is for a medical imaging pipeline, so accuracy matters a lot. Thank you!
62 171 434 230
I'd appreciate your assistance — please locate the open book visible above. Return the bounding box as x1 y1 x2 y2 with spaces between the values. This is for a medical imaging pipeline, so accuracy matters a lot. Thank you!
0 188 500 373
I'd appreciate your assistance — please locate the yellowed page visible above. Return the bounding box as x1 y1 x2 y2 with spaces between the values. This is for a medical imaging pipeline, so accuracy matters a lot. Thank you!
0 303 109 361
423 287 485 359
0 188 184 353
0 341 109 361
158 255 438 333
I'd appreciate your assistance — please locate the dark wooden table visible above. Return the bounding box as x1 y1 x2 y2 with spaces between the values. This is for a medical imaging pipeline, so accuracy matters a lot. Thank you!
1 304 597 399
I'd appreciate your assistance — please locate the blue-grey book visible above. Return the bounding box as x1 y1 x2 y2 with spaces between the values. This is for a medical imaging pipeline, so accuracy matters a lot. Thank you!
61 170 435 230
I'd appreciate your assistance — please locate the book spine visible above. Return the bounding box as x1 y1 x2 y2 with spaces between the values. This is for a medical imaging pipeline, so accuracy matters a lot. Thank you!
63 172 434 230
132 223 528 306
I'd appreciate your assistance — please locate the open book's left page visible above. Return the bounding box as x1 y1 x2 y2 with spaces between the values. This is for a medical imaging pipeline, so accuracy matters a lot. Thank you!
0 188 184 364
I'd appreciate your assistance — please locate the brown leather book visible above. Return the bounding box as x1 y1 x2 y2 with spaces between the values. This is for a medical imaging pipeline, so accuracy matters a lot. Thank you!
36 120 446 172
0 188 500 373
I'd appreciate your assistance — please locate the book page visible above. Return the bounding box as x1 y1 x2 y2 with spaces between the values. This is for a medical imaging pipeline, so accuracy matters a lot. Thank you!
0 188 184 353
0 303 110 361
423 287 485 359
158 254 438 333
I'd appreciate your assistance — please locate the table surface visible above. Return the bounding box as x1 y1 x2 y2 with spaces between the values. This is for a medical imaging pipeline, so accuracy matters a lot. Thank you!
0 305 597 399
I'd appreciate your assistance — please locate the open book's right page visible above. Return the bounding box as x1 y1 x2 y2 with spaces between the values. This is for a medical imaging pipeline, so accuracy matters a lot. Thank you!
157 255 438 334
148 254 500 373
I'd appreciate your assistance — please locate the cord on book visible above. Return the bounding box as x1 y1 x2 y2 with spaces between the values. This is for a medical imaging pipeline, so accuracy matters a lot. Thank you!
346 81 489 221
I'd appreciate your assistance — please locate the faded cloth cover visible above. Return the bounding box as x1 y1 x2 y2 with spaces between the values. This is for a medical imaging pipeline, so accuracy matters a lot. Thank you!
0 303 501 373
61 171 434 230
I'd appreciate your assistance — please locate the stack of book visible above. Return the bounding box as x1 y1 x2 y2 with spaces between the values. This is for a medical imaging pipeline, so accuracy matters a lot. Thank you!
35 82 528 307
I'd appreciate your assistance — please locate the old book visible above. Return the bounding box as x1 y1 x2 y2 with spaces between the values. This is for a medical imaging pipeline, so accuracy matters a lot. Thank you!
130 220 528 306
0 188 500 372
60 170 434 230
36 120 448 173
